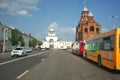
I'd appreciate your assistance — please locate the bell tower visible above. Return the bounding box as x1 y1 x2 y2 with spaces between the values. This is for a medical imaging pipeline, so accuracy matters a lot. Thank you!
76 0 101 41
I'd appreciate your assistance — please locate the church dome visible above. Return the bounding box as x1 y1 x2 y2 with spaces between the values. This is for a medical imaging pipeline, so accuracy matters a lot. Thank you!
89 12 94 16
83 6 88 11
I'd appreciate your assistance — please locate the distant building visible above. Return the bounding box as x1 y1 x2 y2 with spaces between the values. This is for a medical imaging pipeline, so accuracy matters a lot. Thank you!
76 5 101 41
41 25 73 49
0 23 12 52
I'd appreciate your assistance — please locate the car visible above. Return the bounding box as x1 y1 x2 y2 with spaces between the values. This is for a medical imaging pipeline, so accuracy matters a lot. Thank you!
11 47 27 57
26 48 32 53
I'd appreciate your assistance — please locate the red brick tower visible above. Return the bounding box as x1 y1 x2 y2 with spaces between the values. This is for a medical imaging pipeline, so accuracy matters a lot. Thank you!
75 6 101 41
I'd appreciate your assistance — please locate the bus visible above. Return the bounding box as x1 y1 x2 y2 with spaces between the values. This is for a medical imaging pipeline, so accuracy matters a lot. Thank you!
84 28 120 70
72 40 84 56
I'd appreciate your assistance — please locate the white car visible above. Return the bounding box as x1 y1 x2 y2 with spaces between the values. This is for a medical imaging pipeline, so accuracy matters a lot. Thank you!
11 47 27 57
26 48 32 53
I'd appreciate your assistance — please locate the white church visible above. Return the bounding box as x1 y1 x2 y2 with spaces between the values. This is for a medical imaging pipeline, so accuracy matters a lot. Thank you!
41 25 73 49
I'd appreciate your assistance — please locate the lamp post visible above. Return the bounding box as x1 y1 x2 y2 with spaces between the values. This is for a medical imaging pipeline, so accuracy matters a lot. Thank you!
3 25 6 53
109 16 118 30
27 33 30 48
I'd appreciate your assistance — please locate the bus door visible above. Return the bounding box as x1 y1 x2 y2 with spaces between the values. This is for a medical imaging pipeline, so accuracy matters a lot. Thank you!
116 29 120 70
118 33 120 70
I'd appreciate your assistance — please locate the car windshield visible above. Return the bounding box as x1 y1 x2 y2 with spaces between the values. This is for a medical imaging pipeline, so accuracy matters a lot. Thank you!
15 48 23 50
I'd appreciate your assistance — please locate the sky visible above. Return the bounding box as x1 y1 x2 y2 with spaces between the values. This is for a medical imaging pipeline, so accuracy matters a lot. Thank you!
0 0 120 41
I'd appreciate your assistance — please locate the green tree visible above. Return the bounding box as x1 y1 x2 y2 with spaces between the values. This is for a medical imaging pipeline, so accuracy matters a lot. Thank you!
10 29 25 46
18 33 24 46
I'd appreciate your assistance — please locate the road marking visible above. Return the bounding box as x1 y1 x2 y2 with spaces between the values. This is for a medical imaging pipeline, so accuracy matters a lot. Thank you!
0 52 45 66
41 58 45 62
17 70 29 79
49 50 55 56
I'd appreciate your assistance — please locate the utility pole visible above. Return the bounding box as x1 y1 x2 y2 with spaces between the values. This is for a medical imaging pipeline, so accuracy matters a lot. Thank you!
27 33 30 48
3 25 6 54
109 16 118 30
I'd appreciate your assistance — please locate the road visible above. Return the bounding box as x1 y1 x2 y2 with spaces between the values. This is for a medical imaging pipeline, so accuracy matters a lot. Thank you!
0 49 120 80
0 50 52 80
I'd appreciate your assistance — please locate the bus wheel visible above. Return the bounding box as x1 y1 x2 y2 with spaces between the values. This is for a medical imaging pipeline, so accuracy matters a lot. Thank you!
98 56 101 67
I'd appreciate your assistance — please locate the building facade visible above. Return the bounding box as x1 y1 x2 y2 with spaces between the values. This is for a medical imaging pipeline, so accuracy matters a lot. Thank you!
41 25 72 49
0 23 12 52
76 6 101 41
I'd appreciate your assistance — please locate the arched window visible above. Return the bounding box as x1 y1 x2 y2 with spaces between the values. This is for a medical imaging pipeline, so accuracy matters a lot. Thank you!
90 26 94 31
96 28 100 33
49 39 54 43
84 28 88 33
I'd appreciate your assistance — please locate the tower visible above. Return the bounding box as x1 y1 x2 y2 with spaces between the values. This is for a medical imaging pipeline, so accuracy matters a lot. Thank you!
46 25 58 42
76 1 101 41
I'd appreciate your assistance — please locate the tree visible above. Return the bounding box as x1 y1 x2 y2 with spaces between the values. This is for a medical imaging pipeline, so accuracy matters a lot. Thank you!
18 33 24 46
10 29 18 46
10 29 25 46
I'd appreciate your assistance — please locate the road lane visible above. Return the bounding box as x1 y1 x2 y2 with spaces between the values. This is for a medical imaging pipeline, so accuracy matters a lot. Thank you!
0 50 52 80
0 50 43 63
19 49 120 80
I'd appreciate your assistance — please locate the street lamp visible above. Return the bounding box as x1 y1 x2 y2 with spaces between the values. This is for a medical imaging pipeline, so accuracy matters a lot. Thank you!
27 33 30 48
3 25 6 53
109 16 118 30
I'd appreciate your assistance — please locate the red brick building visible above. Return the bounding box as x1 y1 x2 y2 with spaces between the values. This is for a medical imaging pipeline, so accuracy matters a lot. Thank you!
76 6 101 41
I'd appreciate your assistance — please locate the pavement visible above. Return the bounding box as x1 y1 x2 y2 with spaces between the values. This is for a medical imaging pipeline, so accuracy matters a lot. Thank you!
0 52 11 59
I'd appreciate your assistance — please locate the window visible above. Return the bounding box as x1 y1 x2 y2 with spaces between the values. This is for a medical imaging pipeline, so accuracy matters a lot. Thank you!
90 26 94 31
49 39 54 43
84 28 88 33
96 28 100 33
103 36 114 50
119 35 120 48
111 36 114 50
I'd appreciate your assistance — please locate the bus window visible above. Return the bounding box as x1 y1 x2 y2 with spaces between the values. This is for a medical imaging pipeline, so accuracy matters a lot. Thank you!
103 37 111 50
82 42 85 47
103 36 114 50
119 34 120 48
110 35 114 50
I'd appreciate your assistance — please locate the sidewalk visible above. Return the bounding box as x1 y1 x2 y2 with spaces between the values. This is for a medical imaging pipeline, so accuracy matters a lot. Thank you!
0 52 11 59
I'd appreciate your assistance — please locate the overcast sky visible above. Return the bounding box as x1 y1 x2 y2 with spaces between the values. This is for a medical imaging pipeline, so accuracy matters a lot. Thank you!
0 0 120 41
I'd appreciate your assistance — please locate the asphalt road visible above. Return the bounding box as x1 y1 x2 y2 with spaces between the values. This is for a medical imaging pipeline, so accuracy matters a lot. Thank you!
0 49 120 80
19 49 120 80
0 50 52 80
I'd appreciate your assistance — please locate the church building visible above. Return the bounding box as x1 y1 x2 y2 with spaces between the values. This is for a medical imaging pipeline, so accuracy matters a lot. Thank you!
76 5 101 41
41 25 72 49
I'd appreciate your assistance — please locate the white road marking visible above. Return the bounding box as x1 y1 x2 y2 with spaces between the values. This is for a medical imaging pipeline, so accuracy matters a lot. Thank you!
49 51 54 56
49 53 53 56
0 52 45 66
41 58 45 62
17 70 29 79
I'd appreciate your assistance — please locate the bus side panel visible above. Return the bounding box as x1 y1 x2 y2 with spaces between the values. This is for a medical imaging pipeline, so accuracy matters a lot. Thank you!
116 29 120 70
86 51 98 63
101 51 115 69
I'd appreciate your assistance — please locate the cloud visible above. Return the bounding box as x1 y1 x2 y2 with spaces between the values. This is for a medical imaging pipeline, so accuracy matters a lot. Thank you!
0 0 40 16
60 27 75 34
16 10 32 17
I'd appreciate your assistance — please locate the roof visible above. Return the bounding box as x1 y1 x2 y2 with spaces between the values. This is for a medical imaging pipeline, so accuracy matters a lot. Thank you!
83 6 88 11
89 12 94 16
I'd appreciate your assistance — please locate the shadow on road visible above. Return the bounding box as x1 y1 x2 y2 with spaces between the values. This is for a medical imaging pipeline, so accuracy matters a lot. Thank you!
69 52 120 74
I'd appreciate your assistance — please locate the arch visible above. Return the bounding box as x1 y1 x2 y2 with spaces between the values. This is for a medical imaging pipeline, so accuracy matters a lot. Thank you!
84 28 88 33
49 39 54 43
90 26 94 32
96 28 100 33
